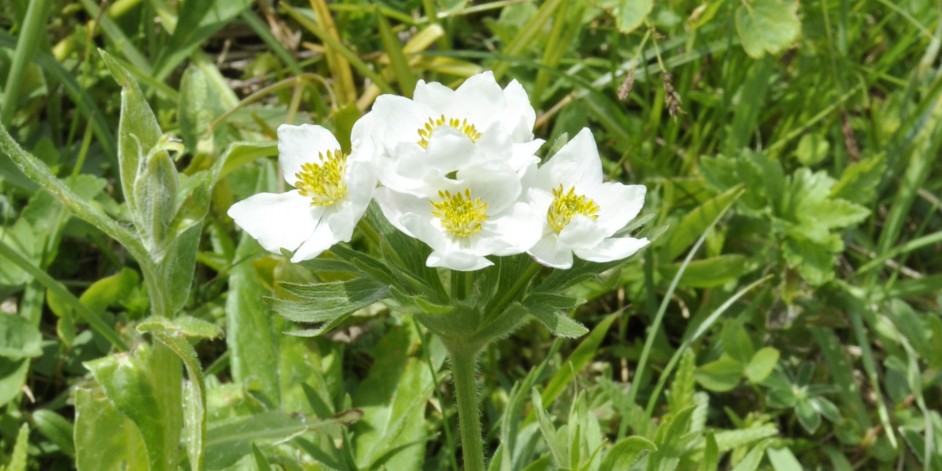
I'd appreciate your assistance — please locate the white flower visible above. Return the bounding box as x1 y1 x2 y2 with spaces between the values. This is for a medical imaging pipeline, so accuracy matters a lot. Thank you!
375 156 542 272
352 71 543 197
525 128 649 269
227 124 376 262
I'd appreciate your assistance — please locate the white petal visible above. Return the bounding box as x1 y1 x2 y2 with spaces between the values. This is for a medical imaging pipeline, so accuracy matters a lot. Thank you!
427 249 493 271
344 159 377 206
450 162 522 213
228 191 319 253
373 188 426 239
590 183 646 235
290 223 338 262
277 124 341 186
574 237 649 263
501 79 537 141
558 215 606 249
486 201 544 255
413 79 455 108
424 126 476 172
510 139 544 173
370 94 432 150
449 72 506 131
528 234 574 269
541 128 603 187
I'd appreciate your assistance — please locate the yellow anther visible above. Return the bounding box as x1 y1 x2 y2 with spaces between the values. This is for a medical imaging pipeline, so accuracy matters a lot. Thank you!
294 149 348 207
417 114 482 148
547 184 599 233
430 188 489 238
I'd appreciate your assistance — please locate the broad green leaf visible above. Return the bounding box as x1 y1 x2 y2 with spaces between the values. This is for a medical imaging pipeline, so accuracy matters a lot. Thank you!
0 220 38 286
178 66 214 155
226 229 281 401
782 237 837 286
695 355 743 392
134 136 179 257
31 409 75 457
767 446 802 471
352 323 432 470
541 313 617 406
661 186 744 261
0 358 30 408
157 219 203 314
731 439 771 471
84 343 181 471
74 384 148 471
5 423 29 471
715 425 778 452
182 380 205 471
78 268 140 314
274 277 390 325
99 49 162 215
735 0 801 59
205 410 361 469
722 323 755 364
660 255 752 288
830 154 886 204
606 0 653 34
701 432 719 471
796 398 821 433
0 313 42 359
599 436 656 471
138 315 223 340
745 347 779 383
794 133 829 166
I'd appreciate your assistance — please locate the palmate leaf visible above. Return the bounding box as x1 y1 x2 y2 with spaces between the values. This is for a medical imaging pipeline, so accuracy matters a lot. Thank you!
735 0 801 59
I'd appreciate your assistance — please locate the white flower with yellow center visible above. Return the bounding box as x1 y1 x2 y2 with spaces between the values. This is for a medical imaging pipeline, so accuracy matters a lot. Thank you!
227 124 376 262
525 128 649 269
352 71 543 198
375 158 542 272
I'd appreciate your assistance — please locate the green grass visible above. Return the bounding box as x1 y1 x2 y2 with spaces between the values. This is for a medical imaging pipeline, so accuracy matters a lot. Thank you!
1 0 940 469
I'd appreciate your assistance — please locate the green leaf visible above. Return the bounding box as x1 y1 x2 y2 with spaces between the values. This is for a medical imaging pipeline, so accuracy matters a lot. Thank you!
722 323 755 364
78 268 140 314
99 49 162 216
796 398 822 433
352 323 432 470
5 423 29 471
205 410 361 469
745 347 779 383
525 296 589 339
782 237 837 286
714 425 778 452
649 406 697 470
735 0 801 59
84 343 180 471
178 66 214 155
830 153 886 205
660 255 752 288
731 439 771 471
541 313 617 406
134 136 179 258
606 0 653 34
0 358 30 408
251 443 271 470
667 350 697 414
31 409 75 457
661 186 744 261
73 384 148 471
0 314 42 359
767 446 803 471
695 355 743 392
154 0 254 80
532 389 567 466
273 277 390 325
794 133 829 166
138 315 223 340
599 436 656 471
701 432 719 471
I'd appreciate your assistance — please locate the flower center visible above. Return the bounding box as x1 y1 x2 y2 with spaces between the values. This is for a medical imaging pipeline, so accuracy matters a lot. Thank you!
294 149 348 207
417 114 482 148
547 184 599 233
430 189 489 238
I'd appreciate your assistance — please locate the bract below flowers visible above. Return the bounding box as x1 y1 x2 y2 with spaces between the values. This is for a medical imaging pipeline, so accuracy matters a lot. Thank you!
227 124 375 262
525 128 649 269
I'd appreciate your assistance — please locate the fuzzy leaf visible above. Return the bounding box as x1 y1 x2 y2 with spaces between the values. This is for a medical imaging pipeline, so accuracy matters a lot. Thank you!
735 0 801 58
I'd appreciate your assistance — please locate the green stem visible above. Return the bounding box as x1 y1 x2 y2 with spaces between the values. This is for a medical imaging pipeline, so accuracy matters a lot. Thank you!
0 123 148 262
444 340 485 471
1 0 51 125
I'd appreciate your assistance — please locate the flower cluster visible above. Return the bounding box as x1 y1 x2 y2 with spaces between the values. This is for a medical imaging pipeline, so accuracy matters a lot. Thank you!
229 72 648 271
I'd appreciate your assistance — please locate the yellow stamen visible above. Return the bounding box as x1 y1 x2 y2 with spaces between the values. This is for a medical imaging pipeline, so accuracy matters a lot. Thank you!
294 149 348 207
547 184 599 233
417 114 482 148
430 188 489 238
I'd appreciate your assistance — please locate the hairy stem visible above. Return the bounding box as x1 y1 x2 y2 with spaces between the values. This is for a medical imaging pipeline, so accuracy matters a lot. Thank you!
444 340 485 471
